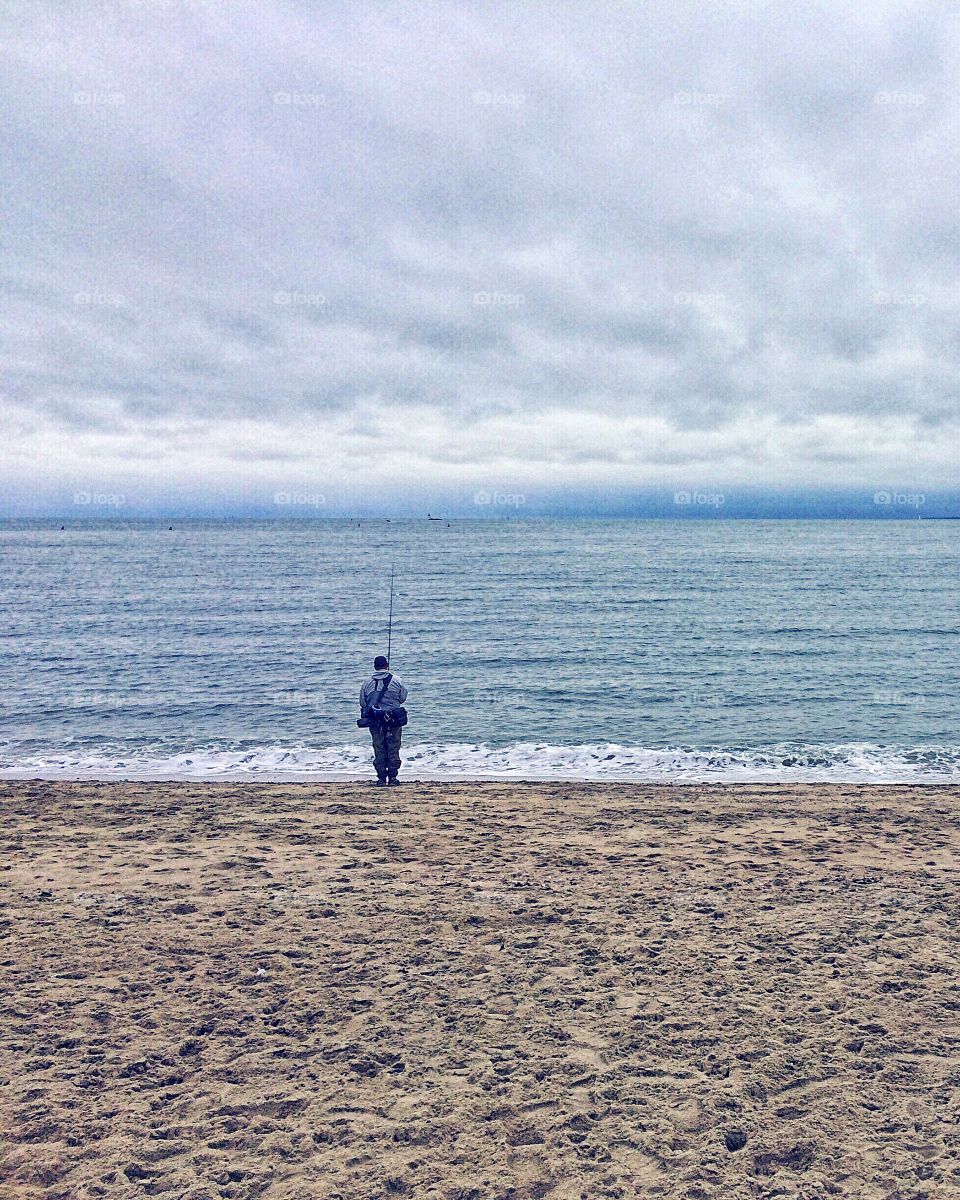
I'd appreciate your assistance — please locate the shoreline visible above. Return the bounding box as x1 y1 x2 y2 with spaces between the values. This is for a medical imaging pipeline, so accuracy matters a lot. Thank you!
4 774 960 788
5 738 960 788
5 764 960 785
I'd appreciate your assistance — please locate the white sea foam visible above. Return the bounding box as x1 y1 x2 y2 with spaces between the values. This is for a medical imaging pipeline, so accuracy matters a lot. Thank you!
2 742 960 782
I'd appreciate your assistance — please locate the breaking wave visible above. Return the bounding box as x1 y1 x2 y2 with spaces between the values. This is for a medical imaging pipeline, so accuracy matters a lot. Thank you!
2 741 960 782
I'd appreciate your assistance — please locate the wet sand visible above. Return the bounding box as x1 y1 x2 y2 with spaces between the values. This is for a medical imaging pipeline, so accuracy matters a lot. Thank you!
2 780 959 1199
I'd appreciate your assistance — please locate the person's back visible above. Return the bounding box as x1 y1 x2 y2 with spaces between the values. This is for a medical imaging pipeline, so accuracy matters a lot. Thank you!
360 665 408 713
359 655 408 786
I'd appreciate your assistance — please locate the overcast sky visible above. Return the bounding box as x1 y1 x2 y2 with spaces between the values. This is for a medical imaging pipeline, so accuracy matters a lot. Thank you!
2 1 959 516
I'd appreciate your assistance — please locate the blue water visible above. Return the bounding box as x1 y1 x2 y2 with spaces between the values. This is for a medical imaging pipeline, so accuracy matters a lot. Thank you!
2 519 958 779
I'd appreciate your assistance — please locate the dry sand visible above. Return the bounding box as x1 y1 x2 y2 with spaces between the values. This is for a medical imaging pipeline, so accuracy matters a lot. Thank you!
2 780 959 1200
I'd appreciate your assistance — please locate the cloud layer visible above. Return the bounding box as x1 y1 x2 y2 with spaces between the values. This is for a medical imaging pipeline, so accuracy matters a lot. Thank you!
3 0 959 514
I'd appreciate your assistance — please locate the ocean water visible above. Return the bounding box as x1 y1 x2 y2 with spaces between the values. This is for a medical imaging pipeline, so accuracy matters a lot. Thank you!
2 518 959 781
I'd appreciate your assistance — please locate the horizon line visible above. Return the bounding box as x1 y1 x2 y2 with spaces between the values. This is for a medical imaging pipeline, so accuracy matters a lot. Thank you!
4 514 958 523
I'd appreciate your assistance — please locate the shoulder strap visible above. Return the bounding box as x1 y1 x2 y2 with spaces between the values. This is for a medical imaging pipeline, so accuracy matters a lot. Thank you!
373 673 393 705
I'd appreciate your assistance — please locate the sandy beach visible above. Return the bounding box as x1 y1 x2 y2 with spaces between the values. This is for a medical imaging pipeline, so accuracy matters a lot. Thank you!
2 780 959 1200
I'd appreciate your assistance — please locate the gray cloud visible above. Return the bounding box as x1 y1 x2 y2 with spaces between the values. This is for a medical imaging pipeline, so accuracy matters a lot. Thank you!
2 0 960 513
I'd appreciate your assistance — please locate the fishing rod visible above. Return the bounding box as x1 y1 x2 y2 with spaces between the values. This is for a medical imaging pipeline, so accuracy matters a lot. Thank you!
387 564 395 663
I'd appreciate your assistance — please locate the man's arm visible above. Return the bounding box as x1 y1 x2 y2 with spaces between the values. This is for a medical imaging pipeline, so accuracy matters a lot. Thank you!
396 680 408 704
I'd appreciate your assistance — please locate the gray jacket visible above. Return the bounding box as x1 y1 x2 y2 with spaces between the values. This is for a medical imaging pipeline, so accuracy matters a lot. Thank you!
360 670 408 712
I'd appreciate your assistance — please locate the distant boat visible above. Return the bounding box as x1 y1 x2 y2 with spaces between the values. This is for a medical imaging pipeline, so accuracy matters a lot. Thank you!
427 514 443 521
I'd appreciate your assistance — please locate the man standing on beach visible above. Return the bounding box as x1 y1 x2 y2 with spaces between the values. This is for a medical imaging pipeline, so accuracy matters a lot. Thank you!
359 656 408 786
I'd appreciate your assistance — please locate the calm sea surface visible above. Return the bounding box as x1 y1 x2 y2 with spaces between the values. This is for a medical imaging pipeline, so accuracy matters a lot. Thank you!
2 519 958 780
